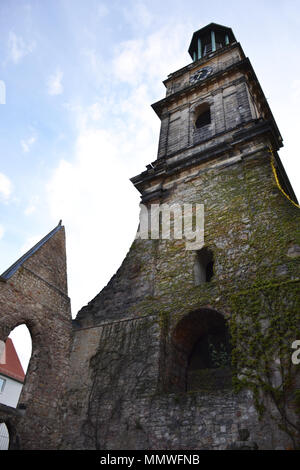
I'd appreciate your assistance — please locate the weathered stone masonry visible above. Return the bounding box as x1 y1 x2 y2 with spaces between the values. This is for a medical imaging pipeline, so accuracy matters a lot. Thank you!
63 148 299 449
0 23 299 450
0 224 72 449
62 24 299 450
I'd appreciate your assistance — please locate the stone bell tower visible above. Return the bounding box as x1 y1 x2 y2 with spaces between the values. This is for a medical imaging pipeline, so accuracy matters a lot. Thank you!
65 23 300 450
131 22 296 204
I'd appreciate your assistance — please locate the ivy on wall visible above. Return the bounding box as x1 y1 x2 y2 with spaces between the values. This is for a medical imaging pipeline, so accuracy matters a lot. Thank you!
228 279 300 448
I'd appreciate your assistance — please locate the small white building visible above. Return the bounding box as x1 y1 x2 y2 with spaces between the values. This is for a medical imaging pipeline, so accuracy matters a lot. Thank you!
0 338 25 450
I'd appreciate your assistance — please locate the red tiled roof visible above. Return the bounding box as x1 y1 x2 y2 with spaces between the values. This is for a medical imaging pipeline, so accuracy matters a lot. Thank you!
0 338 25 383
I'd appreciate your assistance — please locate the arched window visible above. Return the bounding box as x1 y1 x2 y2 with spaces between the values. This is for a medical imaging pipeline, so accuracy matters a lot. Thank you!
194 247 214 285
167 309 231 393
187 324 231 392
8 325 32 375
0 422 9 450
0 325 32 410
195 103 211 129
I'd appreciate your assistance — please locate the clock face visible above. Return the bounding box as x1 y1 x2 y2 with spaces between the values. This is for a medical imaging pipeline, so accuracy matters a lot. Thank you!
189 66 213 84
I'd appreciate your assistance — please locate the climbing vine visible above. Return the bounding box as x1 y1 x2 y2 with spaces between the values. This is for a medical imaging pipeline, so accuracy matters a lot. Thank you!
82 317 158 449
228 279 300 448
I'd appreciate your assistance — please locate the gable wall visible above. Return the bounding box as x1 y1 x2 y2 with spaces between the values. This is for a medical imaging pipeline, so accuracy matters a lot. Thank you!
0 227 72 449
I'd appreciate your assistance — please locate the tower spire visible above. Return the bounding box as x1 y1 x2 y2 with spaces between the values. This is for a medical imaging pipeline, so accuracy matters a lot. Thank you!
188 23 236 61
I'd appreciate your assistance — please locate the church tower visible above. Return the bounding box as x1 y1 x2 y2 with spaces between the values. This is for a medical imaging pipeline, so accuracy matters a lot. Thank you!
65 23 300 450
131 22 296 203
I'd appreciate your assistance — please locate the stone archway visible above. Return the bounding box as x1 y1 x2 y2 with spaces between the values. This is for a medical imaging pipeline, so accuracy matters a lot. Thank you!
0 306 71 449
0 222 72 449
0 318 46 411
9 324 32 374
166 308 231 392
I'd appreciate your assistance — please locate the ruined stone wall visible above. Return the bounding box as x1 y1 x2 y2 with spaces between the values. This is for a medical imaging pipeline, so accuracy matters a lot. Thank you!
0 227 72 449
22 228 68 294
66 145 300 450
1 30 297 450
76 240 156 328
64 310 267 449
76 143 300 329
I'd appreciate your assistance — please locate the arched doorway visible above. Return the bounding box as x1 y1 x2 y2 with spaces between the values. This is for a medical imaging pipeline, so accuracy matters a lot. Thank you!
168 308 231 392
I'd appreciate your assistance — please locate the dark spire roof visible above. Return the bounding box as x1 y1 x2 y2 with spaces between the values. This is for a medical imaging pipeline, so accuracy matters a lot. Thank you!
0 221 63 281
188 22 236 59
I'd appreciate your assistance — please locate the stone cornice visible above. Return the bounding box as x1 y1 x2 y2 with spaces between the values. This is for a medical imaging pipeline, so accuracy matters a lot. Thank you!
131 119 281 200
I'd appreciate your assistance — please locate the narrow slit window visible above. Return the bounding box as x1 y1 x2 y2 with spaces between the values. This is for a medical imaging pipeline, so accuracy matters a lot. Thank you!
194 247 214 285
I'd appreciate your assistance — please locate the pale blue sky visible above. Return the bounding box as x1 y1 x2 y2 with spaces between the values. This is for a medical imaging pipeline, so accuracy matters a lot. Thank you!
1 0 300 332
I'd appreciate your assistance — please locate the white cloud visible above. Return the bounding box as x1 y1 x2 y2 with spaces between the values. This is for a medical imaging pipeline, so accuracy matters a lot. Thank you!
0 172 12 201
134 3 153 29
45 23 195 315
81 48 98 71
8 31 35 64
97 3 109 18
80 48 109 82
47 124 141 315
291 79 300 100
24 203 37 216
21 135 36 153
121 2 153 30
46 71 162 316
112 23 190 86
47 69 64 96
89 102 102 121
9 325 32 373
18 233 43 256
